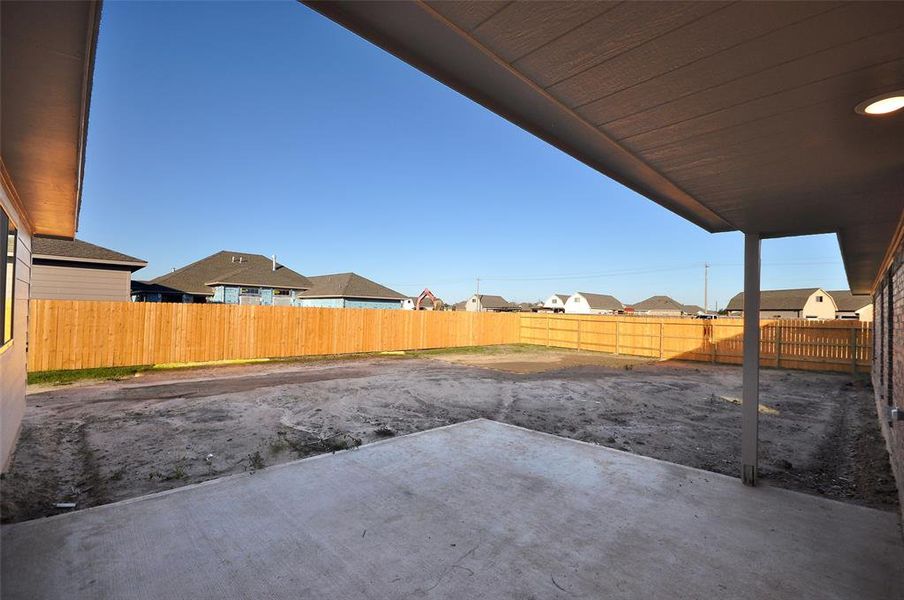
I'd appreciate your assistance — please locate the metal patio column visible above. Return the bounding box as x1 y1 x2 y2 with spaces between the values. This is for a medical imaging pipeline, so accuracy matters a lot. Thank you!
742 233 761 486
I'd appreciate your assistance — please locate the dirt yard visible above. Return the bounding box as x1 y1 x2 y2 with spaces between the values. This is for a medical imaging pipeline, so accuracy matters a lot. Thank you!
1 346 897 523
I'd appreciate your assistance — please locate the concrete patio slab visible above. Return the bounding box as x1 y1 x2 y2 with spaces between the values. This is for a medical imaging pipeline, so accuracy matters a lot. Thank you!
2 419 902 599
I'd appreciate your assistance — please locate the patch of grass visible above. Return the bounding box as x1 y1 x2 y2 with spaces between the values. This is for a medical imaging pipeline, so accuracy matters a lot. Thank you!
26 345 542 386
162 465 189 481
268 437 290 455
319 433 362 453
374 426 395 438
247 451 265 471
28 365 153 386
406 344 536 358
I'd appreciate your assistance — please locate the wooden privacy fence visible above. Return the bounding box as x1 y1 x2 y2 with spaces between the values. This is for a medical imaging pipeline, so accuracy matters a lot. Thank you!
519 314 872 374
27 300 520 372
28 300 872 374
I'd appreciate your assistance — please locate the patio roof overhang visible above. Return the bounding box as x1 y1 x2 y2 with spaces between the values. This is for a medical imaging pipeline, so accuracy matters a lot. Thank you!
302 1 904 294
0 0 101 238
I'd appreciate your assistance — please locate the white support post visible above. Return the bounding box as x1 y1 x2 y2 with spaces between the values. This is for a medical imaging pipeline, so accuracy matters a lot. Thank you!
742 233 761 486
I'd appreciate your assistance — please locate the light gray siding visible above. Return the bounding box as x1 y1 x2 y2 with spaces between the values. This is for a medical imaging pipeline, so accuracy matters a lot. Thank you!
1 181 31 471
30 264 131 301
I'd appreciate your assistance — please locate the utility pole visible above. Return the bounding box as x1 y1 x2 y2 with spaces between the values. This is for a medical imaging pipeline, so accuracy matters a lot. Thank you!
476 276 480 296
704 262 709 313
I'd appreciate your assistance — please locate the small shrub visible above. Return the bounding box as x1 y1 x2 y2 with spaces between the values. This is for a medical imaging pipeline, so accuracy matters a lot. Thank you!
247 451 265 471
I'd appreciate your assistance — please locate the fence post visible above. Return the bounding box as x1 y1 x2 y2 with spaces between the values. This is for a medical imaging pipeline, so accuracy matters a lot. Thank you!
659 322 663 359
776 323 782 369
615 320 620 355
850 327 857 374
546 316 550 347
710 323 716 364
576 318 582 351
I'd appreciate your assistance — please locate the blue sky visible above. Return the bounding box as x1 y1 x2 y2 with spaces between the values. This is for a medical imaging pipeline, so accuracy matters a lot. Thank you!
79 1 850 308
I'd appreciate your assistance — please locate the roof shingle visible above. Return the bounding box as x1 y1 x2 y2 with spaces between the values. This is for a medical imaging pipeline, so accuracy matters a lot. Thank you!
299 273 406 300
149 251 311 296
32 237 146 267
726 288 822 311
575 292 623 311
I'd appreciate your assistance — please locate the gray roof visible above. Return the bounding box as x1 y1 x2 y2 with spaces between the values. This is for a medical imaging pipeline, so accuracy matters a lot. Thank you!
576 292 623 311
631 295 686 312
828 290 872 312
32 237 146 270
726 288 822 311
475 294 513 309
553 294 569 303
299 273 406 300
150 251 312 296
683 304 704 314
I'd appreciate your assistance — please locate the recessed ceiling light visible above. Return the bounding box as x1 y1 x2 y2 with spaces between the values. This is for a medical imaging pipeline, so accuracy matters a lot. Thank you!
855 90 904 116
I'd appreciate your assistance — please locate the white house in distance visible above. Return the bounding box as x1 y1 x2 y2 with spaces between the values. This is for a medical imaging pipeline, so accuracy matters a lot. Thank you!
564 292 623 315
465 294 516 312
828 290 874 321
542 294 569 312
726 288 837 320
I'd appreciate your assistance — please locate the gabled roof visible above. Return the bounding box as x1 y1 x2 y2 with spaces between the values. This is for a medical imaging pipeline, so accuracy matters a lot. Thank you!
473 294 513 309
632 295 686 312
32 237 147 271
828 290 872 312
726 288 825 311
575 293 623 311
551 294 569 304
683 304 705 314
150 251 311 296
299 273 406 300
408 295 442 308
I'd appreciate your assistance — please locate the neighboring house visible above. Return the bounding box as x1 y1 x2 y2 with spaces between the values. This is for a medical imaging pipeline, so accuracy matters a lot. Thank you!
452 300 468 311
465 294 517 312
542 294 569 312
828 290 874 321
402 296 444 311
31 237 147 301
564 292 623 315
726 288 837 320
132 250 311 304
683 304 704 315
630 295 688 316
296 273 406 309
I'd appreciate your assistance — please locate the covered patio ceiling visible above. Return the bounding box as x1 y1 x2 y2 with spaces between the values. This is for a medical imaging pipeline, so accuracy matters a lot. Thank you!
0 0 100 237
304 1 904 293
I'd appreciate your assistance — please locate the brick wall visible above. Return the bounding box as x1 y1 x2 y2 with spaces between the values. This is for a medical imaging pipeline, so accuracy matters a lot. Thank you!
873 235 904 518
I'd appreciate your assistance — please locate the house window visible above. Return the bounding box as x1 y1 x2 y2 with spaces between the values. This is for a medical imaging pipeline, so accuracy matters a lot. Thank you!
816 295 823 302
0 208 16 346
574 297 581 302
551 298 558 304
240 287 260 295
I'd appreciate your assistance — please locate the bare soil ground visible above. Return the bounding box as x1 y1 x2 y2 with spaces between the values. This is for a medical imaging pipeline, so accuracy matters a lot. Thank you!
1 346 896 523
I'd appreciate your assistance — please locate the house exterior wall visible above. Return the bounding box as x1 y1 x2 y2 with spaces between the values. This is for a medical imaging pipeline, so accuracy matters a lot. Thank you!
872 232 904 520
836 305 874 322
564 294 590 314
466 295 481 312
345 298 401 310
296 298 345 308
31 263 131 301
1 178 31 471
543 295 566 311
638 309 684 317
800 291 835 319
